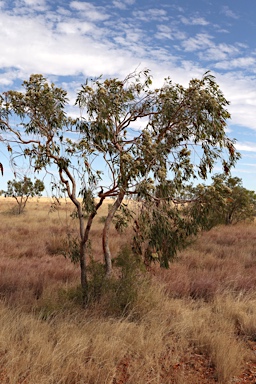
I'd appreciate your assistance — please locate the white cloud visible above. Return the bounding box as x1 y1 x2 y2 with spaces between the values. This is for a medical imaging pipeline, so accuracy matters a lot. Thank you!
112 0 135 10
182 34 242 62
70 1 109 21
132 8 168 22
217 72 256 131
23 0 46 6
221 6 239 19
215 57 256 70
128 116 150 131
199 47 227 61
235 143 256 152
182 33 213 52
112 1 126 10
13 0 49 13
199 43 241 61
0 69 25 86
57 20 95 35
215 27 229 34
155 25 186 40
180 16 209 26
0 7 136 79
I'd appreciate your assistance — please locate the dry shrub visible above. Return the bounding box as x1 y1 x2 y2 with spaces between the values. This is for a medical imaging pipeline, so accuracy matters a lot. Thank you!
84 246 156 320
156 264 190 298
204 333 245 383
169 298 246 383
0 255 78 307
189 272 220 300
46 235 68 255
213 293 256 341
158 222 256 301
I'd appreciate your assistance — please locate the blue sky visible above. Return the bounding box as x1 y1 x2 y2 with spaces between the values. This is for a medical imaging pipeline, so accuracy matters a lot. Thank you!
1 0 256 192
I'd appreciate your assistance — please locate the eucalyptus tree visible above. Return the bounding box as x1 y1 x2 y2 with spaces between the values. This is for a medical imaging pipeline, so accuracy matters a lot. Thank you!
76 70 239 272
0 74 100 305
4 176 45 214
188 174 256 228
1 70 240 292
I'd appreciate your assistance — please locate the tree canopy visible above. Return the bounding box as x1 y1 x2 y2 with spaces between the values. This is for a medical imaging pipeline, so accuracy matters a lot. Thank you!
76 70 239 270
0 70 240 303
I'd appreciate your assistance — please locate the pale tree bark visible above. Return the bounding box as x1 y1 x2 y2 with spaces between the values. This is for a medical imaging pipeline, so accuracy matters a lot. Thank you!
102 189 125 277
59 168 89 305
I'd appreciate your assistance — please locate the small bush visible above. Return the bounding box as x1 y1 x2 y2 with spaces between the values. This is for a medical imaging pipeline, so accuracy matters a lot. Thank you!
46 235 67 255
87 258 109 302
85 246 148 318
98 215 107 223
103 246 147 317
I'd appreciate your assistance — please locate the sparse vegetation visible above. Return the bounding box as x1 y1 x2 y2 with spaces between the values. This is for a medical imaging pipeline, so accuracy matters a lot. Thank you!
0 197 256 383
0 70 254 383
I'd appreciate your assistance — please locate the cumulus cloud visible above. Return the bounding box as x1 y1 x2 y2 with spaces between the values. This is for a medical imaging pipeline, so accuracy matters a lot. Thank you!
0 4 137 80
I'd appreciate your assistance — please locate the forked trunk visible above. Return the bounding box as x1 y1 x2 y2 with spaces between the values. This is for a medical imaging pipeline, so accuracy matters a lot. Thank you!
102 190 125 277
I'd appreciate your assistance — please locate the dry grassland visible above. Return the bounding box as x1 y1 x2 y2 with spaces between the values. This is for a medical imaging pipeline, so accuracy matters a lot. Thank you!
0 197 256 383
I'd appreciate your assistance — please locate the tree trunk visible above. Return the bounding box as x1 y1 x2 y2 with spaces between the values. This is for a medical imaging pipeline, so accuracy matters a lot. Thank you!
102 190 125 277
79 240 88 306
77 210 88 306
80 197 105 306
58 168 92 307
